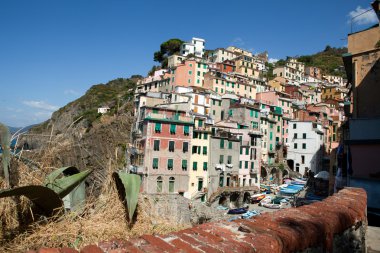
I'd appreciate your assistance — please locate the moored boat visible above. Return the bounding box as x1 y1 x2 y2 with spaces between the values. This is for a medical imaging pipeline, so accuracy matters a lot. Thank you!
227 207 248 214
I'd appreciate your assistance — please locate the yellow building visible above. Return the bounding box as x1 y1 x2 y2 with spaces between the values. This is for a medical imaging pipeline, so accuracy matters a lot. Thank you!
268 77 286 92
321 86 347 101
187 117 211 202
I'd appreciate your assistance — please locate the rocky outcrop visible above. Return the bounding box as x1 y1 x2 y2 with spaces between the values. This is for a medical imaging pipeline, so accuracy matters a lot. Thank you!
19 78 137 196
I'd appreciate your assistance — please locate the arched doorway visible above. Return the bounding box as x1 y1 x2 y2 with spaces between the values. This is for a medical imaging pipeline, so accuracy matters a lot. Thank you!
287 159 294 170
169 177 175 193
261 167 268 180
197 178 204 191
243 192 251 204
296 163 300 173
218 195 227 206
156 176 163 193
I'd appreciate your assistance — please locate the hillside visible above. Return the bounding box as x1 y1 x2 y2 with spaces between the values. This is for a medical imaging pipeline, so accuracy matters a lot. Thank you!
22 77 138 195
274 46 348 78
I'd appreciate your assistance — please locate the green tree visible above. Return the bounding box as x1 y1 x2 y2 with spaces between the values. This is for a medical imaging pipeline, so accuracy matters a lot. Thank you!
153 38 184 68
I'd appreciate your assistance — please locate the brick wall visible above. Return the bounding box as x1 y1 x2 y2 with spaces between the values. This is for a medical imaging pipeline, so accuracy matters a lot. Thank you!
28 187 367 253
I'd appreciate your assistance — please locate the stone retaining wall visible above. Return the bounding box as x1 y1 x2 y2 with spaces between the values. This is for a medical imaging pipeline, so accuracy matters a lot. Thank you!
28 187 367 253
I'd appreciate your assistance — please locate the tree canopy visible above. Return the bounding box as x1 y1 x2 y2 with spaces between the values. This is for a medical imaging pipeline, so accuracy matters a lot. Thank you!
153 38 184 68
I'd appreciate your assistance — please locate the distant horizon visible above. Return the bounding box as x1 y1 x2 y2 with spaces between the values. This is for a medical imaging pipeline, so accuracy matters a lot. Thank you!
1 0 378 127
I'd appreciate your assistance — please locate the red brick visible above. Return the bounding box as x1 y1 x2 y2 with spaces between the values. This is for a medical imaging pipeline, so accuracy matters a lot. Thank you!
38 248 61 253
140 235 178 253
108 250 127 253
176 232 222 252
80 245 104 253
169 238 200 253
60 248 79 253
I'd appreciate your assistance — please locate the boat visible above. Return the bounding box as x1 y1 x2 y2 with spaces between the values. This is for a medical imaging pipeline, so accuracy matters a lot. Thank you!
250 193 266 203
241 210 260 219
262 203 281 209
227 207 248 214
280 188 300 195
259 196 272 206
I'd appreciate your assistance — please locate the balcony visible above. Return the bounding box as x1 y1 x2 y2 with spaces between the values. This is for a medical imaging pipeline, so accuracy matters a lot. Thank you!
145 113 193 123
250 168 259 174
129 165 144 174
132 129 143 138
215 164 225 171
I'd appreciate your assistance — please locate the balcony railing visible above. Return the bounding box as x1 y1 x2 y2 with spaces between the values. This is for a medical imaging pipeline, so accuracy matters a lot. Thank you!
250 168 259 174
145 113 193 123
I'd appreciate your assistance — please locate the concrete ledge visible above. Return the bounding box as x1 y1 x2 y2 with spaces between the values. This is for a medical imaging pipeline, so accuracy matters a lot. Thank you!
29 187 367 253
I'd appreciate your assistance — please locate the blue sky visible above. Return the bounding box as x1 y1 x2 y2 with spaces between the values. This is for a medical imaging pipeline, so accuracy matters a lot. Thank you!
0 0 378 127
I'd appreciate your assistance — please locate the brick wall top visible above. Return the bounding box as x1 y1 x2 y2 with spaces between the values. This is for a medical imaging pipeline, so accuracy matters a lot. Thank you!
29 187 367 253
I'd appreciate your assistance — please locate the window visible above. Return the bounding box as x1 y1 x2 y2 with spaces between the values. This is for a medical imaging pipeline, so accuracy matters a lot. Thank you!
220 139 225 149
219 155 224 164
198 133 202 139
270 144 273 151
167 159 173 170
239 161 242 169
154 140 160 151
169 141 175 152
240 147 243 155
155 122 162 133
228 141 232 149
193 162 198 171
245 161 248 169
251 162 254 169
270 123 273 129
294 133 297 139
294 143 298 149
270 132 273 140
245 148 249 155
197 71 200 76
203 133 208 140
169 177 175 193
198 120 203 128
252 122 258 129
152 158 158 169
227 155 232 164
184 125 189 135
183 142 188 153
302 143 306 149
153 108 159 114
188 71 192 75
277 126 280 133
182 160 187 170
170 124 176 134
157 176 162 193
301 155 305 164
192 145 197 154
303 133 306 139
293 123 297 129
203 162 208 171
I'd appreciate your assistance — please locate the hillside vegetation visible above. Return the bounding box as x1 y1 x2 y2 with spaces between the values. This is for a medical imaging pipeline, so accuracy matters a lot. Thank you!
274 46 348 78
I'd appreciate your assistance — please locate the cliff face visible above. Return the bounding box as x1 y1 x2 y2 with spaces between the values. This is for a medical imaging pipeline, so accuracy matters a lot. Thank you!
22 77 137 195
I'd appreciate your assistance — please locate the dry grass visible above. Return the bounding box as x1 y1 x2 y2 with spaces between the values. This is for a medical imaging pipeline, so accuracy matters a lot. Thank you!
0 158 188 253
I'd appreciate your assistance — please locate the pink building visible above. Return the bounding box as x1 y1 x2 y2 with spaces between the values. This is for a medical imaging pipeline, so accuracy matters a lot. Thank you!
138 107 193 194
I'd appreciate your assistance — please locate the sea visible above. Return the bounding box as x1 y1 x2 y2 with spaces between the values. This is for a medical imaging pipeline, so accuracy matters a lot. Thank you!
0 139 17 154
